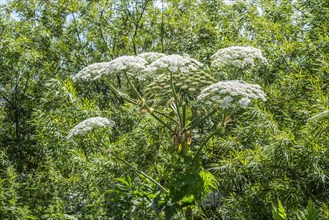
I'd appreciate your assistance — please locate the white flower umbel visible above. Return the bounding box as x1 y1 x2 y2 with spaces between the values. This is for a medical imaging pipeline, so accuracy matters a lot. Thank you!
198 80 266 109
73 62 112 81
211 46 267 70
145 54 204 75
67 117 115 139
73 56 148 81
137 52 166 64
101 56 147 78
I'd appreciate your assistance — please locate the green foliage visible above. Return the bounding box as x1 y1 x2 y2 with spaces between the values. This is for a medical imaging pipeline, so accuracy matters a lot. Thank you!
297 200 320 220
272 200 287 220
0 166 33 219
1 0 329 219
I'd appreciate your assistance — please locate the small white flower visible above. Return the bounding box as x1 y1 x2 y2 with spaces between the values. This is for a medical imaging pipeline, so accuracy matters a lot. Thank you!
102 56 147 78
145 54 203 75
67 117 115 139
211 46 267 70
197 80 266 109
73 56 147 81
73 62 112 81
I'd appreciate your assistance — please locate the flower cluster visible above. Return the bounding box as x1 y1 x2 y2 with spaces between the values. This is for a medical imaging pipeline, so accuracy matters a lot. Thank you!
145 54 204 75
211 46 267 70
104 56 147 77
73 54 204 82
197 80 266 109
73 56 148 81
137 52 166 64
72 52 268 109
73 62 112 81
67 117 115 139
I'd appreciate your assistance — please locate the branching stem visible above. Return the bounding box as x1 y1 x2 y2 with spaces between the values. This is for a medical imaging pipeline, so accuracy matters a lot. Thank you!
123 72 174 133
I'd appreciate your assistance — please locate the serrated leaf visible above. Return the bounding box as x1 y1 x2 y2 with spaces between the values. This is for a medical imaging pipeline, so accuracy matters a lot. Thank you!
199 170 217 193
298 200 319 220
272 200 287 220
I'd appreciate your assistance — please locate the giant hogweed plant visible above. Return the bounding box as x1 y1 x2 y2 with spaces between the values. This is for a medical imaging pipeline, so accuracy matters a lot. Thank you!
68 48 267 218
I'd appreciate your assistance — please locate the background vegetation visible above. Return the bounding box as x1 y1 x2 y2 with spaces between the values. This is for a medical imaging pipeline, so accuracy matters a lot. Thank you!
0 0 328 219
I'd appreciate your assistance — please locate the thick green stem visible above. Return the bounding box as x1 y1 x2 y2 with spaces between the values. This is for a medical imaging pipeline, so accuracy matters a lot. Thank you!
182 96 187 128
170 72 182 126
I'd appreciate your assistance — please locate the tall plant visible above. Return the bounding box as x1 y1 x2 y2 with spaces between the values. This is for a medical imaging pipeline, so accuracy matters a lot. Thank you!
69 48 267 218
